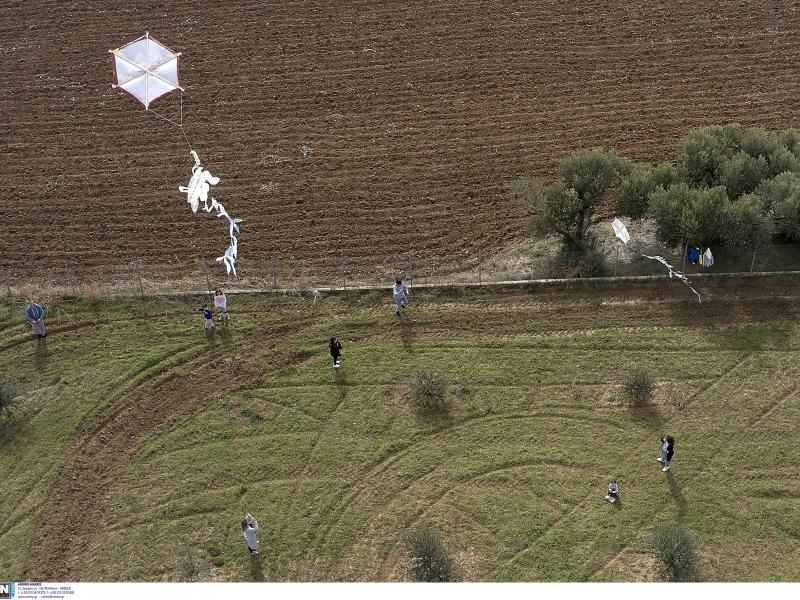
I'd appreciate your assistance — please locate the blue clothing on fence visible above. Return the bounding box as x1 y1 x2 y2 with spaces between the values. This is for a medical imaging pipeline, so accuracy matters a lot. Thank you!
26 303 44 322
687 246 700 265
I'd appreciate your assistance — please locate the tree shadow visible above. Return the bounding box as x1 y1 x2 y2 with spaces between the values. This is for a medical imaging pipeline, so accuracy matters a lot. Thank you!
249 553 265 581
666 471 688 518
630 404 665 434
34 338 48 370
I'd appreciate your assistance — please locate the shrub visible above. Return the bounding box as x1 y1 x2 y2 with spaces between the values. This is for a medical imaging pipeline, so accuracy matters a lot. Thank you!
205 540 221 557
0 379 21 418
616 162 679 219
623 368 654 406
525 149 631 252
650 523 699 581
405 526 454 582
240 406 263 423
725 194 774 247
648 183 730 247
677 124 742 188
755 171 800 211
176 547 201 581
409 371 448 412
775 193 800 242
717 151 768 199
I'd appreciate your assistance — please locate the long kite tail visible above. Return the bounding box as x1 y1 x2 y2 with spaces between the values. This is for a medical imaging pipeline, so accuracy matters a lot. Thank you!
639 252 702 303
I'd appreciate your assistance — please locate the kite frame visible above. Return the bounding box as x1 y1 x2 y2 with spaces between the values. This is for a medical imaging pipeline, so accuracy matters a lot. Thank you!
109 31 184 110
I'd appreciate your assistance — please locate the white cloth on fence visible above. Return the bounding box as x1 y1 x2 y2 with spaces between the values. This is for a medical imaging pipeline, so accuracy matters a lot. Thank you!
703 248 714 268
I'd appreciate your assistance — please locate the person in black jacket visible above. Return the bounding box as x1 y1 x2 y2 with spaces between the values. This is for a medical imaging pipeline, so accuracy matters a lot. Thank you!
329 337 342 368
657 435 675 472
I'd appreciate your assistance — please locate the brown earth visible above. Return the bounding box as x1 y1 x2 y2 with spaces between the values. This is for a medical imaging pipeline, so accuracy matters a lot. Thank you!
4 1 800 283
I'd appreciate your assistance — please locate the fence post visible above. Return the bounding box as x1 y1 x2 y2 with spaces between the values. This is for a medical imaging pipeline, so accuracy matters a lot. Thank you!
750 246 757 273
614 243 619 277
271 257 277 292
136 261 145 297
406 254 414 289
203 260 212 296
340 252 346 290
681 242 688 272
2 268 11 306
65 261 76 297
478 253 482 286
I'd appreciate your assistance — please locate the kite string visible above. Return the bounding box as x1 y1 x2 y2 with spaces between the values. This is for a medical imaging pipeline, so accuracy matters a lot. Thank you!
148 101 193 154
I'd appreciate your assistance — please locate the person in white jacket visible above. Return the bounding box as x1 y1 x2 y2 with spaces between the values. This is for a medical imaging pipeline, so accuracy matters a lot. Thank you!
241 514 260 555
392 279 409 316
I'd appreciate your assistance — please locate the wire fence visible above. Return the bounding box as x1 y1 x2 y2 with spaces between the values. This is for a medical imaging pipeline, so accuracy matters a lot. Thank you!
1 243 800 307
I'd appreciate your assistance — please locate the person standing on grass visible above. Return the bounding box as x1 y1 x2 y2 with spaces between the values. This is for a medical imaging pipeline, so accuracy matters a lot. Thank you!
199 304 215 331
241 513 260 555
214 288 229 322
329 336 342 368
657 435 675 472
392 278 409 316
25 300 46 339
604 480 620 503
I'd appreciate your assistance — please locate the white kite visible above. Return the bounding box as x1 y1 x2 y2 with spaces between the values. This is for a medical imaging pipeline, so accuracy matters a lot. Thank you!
178 151 244 276
110 34 246 277
611 218 701 303
179 151 221 213
110 32 182 109
611 218 630 245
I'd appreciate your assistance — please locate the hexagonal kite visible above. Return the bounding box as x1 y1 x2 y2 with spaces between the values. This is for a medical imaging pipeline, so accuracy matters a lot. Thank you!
109 32 183 109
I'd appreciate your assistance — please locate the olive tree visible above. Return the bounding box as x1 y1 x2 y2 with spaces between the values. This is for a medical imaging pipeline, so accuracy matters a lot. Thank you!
616 162 679 219
725 194 774 247
648 183 730 247
528 149 631 251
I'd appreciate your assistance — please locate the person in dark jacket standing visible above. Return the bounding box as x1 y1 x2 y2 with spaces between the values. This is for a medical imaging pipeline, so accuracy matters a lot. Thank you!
329 337 342 368
199 304 215 330
657 435 675 472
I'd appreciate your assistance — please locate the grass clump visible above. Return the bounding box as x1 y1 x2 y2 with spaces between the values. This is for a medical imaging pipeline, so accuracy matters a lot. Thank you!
650 523 699 581
205 540 221 557
176 547 201 581
623 368 655 405
240 406 264 423
409 371 448 412
405 526 454 582
0 379 21 419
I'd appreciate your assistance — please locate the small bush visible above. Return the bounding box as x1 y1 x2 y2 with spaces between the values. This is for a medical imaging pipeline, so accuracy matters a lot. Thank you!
176 548 201 581
0 379 21 418
650 523 699 581
409 371 448 412
210 556 225 567
205 540 221 557
405 526 454 582
241 406 264 423
623 368 654 405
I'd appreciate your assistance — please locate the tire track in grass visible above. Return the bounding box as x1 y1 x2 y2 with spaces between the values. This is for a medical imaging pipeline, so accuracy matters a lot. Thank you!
490 351 757 580
310 408 619 577
588 357 800 580
24 323 310 580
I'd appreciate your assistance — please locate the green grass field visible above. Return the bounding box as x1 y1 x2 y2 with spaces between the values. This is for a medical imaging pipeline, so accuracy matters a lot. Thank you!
1 279 799 582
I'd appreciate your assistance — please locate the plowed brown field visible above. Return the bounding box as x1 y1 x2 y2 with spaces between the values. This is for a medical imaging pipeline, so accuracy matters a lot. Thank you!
4 1 800 283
